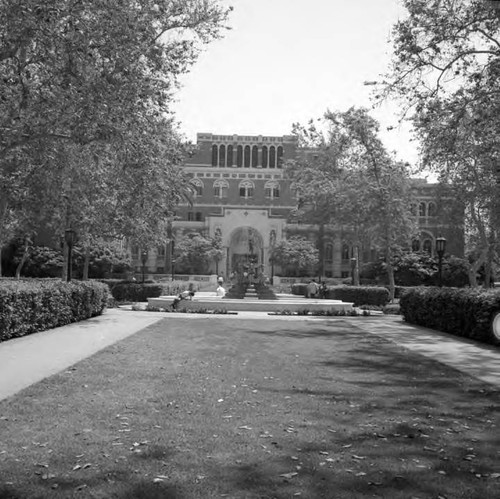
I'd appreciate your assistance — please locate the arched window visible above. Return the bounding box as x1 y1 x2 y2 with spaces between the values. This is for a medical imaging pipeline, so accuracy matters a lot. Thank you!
244 145 251 168
419 202 426 217
190 178 203 197
325 243 333 262
269 146 276 168
213 180 229 198
264 180 280 199
341 243 350 261
211 145 218 167
277 146 284 168
262 146 268 168
236 145 243 167
227 145 233 167
423 239 432 254
412 239 421 252
252 145 258 167
239 180 254 198
428 202 436 216
218 145 226 167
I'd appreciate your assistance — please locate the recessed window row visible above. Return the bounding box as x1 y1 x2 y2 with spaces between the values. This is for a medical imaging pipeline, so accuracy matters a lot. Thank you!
211 144 284 168
191 179 280 199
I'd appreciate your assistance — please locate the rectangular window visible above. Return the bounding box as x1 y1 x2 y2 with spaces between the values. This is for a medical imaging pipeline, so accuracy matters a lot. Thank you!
188 212 194 221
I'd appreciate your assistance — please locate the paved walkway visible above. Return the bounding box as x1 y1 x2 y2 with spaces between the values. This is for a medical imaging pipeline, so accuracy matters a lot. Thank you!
0 309 499 403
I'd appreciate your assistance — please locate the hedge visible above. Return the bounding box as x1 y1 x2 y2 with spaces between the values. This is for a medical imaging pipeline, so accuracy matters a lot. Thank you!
101 280 200 302
327 286 390 306
291 283 390 307
400 287 500 345
0 279 108 342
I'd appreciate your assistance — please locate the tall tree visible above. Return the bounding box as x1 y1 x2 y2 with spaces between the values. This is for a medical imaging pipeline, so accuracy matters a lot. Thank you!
0 0 231 276
380 0 500 286
287 108 417 298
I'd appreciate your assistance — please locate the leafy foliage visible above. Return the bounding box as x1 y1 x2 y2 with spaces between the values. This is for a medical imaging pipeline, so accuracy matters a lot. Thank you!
381 0 500 286
270 236 319 277
174 232 224 274
0 0 230 274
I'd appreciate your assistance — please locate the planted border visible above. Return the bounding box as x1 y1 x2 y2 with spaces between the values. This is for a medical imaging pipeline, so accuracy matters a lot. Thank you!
0 280 108 342
400 287 500 345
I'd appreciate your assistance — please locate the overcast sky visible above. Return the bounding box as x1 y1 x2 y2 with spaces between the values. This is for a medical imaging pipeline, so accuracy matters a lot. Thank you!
173 0 419 166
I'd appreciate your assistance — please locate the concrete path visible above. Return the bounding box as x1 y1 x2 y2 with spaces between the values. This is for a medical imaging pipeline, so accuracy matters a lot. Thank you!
0 309 165 402
0 309 499 403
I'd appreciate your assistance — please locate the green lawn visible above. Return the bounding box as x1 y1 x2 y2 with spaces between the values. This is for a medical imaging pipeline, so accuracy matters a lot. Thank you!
0 317 499 498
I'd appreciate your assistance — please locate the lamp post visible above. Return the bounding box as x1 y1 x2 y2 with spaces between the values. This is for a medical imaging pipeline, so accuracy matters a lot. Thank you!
436 236 447 287
350 257 357 285
141 249 148 284
64 228 76 282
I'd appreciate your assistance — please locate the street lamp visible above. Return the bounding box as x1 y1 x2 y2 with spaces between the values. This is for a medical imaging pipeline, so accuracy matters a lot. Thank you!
350 257 357 285
436 236 447 287
65 228 76 282
141 249 148 284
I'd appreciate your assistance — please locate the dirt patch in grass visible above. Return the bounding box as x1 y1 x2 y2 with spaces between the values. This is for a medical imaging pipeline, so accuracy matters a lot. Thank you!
0 317 499 498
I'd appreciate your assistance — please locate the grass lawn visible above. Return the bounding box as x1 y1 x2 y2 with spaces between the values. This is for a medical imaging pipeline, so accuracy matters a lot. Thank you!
0 317 499 498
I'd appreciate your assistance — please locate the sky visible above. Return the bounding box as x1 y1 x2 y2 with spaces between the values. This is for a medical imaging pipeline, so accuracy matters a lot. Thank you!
173 0 420 167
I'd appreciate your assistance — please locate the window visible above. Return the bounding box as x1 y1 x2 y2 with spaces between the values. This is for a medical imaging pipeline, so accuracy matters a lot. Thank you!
190 178 203 197
213 180 229 198
412 239 420 251
227 145 233 167
157 245 166 257
211 145 218 167
218 145 226 167
277 146 284 168
341 243 350 261
262 146 268 168
419 202 426 217
269 146 276 168
428 202 436 216
264 180 280 199
244 145 251 168
195 212 203 221
252 145 258 167
410 204 417 215
131 245 139 258
188 212 194 221
325 243 333 262
239 180 254 198
423 239 432 254
236 145 243 167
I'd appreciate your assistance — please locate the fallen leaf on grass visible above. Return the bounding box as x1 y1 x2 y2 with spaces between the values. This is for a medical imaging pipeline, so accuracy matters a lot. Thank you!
238 425 252 430
280 472 298 479
352 455 366 460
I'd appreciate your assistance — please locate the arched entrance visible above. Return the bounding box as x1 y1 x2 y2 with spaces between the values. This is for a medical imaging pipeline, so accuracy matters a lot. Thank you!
228 226 264 273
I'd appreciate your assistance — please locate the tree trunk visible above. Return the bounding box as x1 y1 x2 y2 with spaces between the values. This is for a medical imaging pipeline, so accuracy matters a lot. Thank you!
15 242 30 279
82 244 91 280
0 246 2 277
386 263 396 302
62 241 68 281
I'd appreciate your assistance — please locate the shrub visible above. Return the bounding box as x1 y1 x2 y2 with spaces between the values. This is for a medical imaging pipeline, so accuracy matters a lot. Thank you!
0 280 108 342
291 283 308 296
326 286 390 307
400 287 500 345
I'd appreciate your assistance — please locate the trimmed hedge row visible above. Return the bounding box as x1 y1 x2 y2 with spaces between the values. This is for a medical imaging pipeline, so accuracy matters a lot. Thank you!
327 286 390 306
291 284 390 307
100 279 200 302
400 287 500 345
0 280 108 342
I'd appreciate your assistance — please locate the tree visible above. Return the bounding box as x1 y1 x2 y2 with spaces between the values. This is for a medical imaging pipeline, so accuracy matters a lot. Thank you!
380 0 500 287
270 236 319 277
173 232 223 274
0 0 231 276
287 108 417 298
